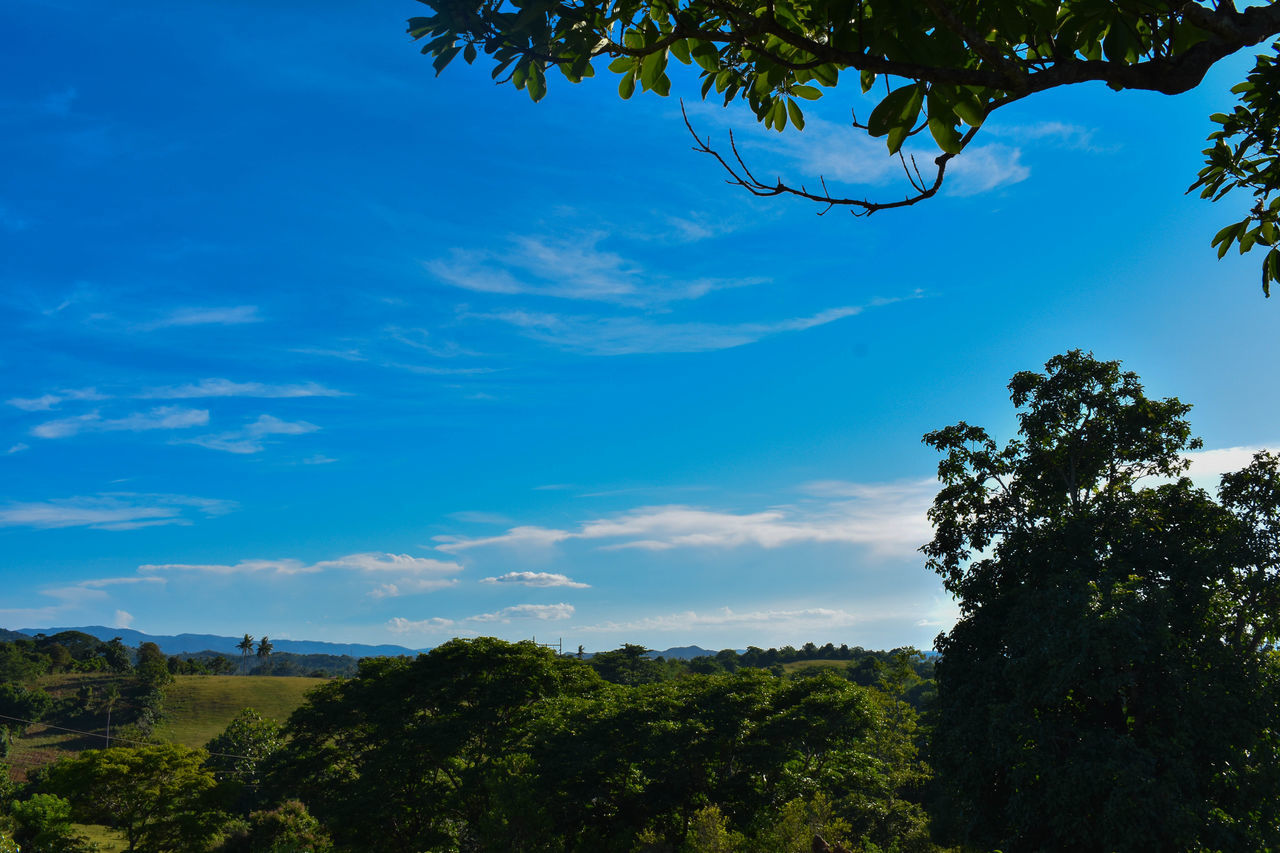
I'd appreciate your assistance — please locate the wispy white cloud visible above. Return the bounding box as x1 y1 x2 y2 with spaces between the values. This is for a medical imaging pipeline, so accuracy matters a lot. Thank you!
471 603 575 622
9 394 62 412
481 571 590 589
181 414 318 454
79 576 168 588
8 388 109 411
685 104 1028 199
386 603 576 634
114 610 134 628
578 606 861 634
7 443 29 455
0 493 234 531
368 578 459 599
471 304 868 356
303 454 338 465
387 616 455 634
141 551 463 577
447 510 515 525
427 232 760 306
39 576 168 608
32 406 208 439
944 143 1029 196
141 305 261 329
436 478 934 558
993 121 1104 152
434 525 575 552
137 379 346 399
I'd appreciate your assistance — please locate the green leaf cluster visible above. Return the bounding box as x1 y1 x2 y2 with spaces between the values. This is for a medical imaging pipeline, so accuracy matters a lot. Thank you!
1192 44 1280 296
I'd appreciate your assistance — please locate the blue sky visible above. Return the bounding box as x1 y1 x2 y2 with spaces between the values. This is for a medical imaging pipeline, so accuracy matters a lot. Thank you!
2 0 1276 653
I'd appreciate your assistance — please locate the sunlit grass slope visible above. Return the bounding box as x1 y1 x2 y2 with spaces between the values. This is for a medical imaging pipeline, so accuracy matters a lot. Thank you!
7 673 326 780
155 675 326 747
781 659 849 673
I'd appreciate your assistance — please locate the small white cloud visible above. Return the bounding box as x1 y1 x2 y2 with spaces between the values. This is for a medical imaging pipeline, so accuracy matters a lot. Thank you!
387 616 455 634
143 306 261 329
137 379 346 399
114 610 134 628
32 406 208 439
470 603 575 623
368 578 458 599
1183 445 1278 488
945 144 1030 196
7 443 29 455
182 414 319 454
480 571 590 589
303 454 338 465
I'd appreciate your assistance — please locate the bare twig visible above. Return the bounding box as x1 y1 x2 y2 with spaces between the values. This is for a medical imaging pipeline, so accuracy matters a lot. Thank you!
682 101 979 215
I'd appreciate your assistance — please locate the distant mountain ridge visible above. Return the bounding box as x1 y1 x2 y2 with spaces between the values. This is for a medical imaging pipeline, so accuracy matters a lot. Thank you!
13 626 720 661
17 626 424 658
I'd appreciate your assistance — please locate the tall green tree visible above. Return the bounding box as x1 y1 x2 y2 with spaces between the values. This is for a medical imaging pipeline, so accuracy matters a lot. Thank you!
923 350 1280 852
236 634 255 675
256 637 274 674
41 744 223 853
275 638 604 852
411 0 1280 293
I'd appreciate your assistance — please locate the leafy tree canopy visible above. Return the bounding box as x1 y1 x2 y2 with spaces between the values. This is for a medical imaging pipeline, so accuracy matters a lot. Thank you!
41 744 223 853
410 0 1280 293
923 350 1280 852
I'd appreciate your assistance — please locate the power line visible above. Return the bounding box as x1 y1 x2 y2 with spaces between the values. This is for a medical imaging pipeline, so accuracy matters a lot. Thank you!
0 713 257 762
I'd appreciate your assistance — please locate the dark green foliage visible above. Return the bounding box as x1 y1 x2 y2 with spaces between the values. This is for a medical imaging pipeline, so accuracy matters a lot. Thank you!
8 794 93 853
0 643 50 684
135 642 173 688
0 684 53 756
924 351 1280 852
588 643 669 684
275 638 932 852
205 708 283 811
214 800 332 853
275 638 604 852
40 744 223 853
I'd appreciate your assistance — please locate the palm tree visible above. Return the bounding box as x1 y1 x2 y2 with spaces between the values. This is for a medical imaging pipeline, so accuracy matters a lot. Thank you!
236 634 255 675
256 636 273 675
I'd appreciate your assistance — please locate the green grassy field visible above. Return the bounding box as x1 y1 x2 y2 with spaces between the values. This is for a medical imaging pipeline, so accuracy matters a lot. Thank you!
781 659 850 673
154 674 325 748
7 673 326 780
74 822 129 852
